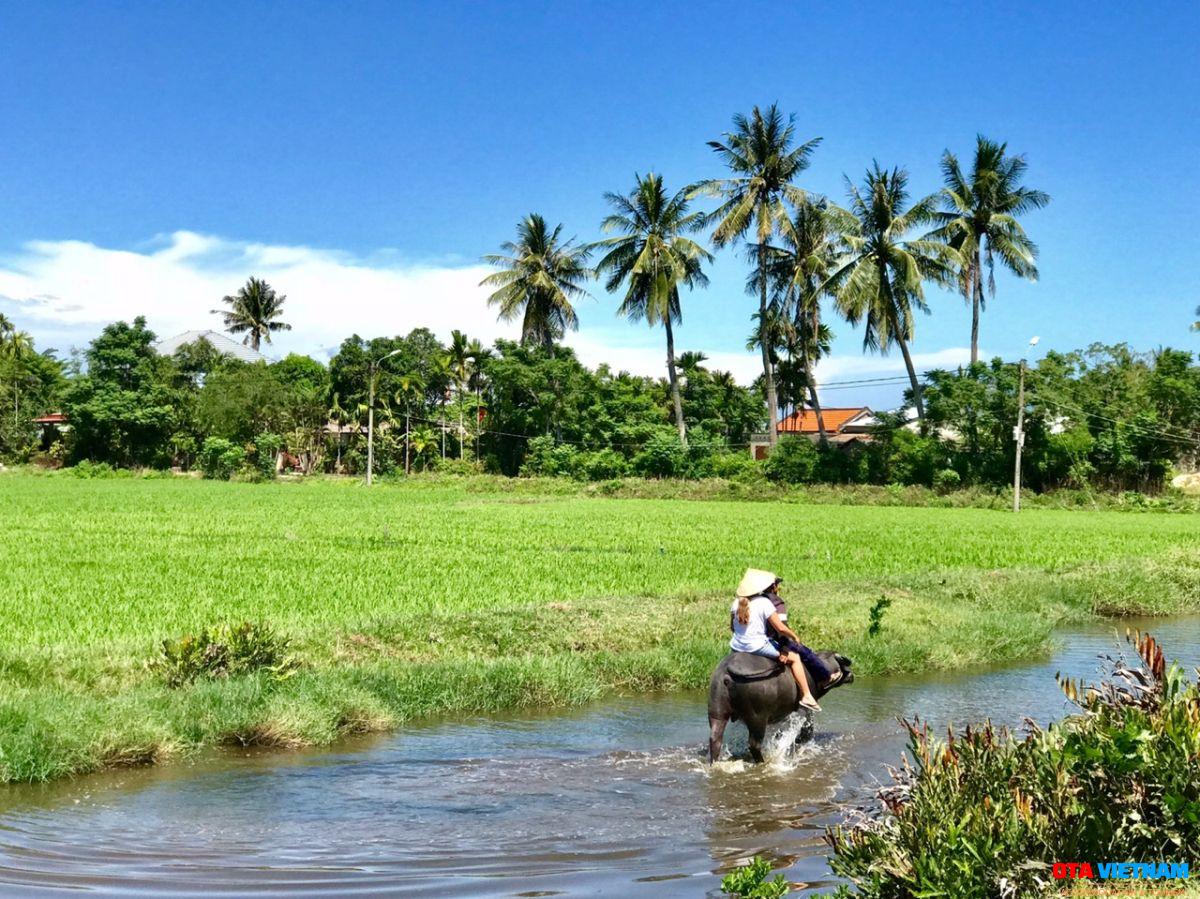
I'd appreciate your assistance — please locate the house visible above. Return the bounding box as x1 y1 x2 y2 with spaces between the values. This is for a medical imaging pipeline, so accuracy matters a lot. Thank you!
32 412 69 451
749 407 878 459
153 330 267 364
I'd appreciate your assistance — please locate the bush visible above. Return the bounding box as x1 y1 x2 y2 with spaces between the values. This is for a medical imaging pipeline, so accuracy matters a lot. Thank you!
885 430 943 487
430 456 485 476
828 631 1200 897
520 435 581 478
198 437 246 480
579 448 628 480
149 621 297 688
631 431 687 478
932 468 961 495
708 450 760 480
69 460 118 478
721 856 789 897
763 436 819 484
252 432 282 479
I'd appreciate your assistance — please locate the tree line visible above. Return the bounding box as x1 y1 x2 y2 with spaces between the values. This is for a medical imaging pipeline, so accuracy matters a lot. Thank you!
2 103 1198 491
1 310 1197 493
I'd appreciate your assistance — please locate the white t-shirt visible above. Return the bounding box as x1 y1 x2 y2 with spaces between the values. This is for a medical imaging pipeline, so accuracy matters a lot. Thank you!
729 595 776 653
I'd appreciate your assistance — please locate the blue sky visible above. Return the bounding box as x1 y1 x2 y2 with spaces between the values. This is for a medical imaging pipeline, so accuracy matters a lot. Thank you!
2 1 1197 407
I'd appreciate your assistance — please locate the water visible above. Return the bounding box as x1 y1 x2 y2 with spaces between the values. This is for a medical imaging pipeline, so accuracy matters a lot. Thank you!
2 617 1197 897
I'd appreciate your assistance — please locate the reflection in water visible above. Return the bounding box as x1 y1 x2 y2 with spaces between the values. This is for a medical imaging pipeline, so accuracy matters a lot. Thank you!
0 617 1197 897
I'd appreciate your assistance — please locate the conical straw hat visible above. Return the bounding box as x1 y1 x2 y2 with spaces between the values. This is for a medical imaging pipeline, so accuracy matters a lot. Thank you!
736 568 778 597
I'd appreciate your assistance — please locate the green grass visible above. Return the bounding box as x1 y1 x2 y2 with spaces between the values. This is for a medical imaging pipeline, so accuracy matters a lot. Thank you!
2 471 1199 783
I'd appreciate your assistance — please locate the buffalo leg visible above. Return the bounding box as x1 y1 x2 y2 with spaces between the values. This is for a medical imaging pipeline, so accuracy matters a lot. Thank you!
708 715 728 763
747 721 767 763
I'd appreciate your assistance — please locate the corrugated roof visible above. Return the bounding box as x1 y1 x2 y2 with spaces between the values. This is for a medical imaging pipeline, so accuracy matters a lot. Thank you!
153 330 267 363
777 407 874 434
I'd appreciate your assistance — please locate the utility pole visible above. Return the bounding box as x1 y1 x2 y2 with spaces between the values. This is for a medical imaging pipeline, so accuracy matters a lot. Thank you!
1013 336 1039 513
366 348 402 486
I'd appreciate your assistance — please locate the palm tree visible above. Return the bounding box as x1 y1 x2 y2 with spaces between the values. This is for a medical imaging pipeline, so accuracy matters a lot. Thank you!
936 136 1050 364
481 214 592 351
466 338 491 460
327 392 348 472
824 163 959 423
678 350 709 378
694 104 821 444
765 200 847 441
395 374 424 475
0 313 14 345
447 330 472 457
593 173 712 446
211 277 292 352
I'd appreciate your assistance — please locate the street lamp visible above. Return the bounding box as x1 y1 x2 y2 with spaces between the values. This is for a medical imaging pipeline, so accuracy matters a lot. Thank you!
1012 336 1040 513
367 348 403 486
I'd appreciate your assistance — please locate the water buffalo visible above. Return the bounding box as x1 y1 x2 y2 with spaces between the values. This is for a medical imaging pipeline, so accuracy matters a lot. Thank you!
707 649 853 763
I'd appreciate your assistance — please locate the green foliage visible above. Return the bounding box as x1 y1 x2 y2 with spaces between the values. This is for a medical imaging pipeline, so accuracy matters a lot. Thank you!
198 437 245 480
68 459 120 478
631 430 687 478
252 432 282 478
149 621 297 688
721 857 789 898
932 467 961 494
866 595 892 637
828 632 1200 898
63 317 179 467
763 436 819 483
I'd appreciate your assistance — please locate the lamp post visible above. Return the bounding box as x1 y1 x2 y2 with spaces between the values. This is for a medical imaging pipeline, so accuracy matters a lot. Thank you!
367 348 403 486
1012 336 1040 513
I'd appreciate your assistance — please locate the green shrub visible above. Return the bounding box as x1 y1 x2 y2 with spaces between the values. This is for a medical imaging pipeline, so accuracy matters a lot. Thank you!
149 622 297 688
709 450 760 479
520 435 581 477
252 433 282 479
198 437 245 480
885 430 943 486
580 448 628 480
828 631 1200 898
69 460 117 478
932 468 961 495
631 431 687 478
721 856 789 897
763 436 819 484
430 457 484 476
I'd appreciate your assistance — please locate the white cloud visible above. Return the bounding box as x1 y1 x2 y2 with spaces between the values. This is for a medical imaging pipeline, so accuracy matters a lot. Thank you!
0 230 977 397
0 231 514 359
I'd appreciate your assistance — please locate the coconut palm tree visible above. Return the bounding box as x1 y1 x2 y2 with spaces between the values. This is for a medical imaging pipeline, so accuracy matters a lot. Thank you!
327 392 349 472
935 136 1049 364
824 163 959 423
447 330 472 457
765 200 848 441
395 374 424 475
593 173 712 446
693 104 821 444
0 313 14 345
466 338 491 460
481 214 592 351
211 277 292 352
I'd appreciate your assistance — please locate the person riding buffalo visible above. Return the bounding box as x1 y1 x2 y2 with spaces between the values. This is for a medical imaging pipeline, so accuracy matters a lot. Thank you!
728 568 841 712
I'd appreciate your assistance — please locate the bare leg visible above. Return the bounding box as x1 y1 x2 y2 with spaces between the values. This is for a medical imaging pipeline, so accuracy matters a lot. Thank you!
787 656 820 710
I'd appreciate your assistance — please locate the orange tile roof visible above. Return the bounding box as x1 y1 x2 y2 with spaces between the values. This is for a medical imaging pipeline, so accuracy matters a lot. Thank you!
777 407 869 434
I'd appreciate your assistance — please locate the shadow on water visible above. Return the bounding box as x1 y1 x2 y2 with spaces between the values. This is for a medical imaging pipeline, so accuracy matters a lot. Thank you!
1 616 1198 897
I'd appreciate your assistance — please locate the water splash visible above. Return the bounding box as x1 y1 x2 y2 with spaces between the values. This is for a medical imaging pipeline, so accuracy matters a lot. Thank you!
761 711 816 769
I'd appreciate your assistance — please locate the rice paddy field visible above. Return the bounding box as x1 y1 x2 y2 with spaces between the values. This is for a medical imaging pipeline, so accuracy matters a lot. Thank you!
2 470 1200 783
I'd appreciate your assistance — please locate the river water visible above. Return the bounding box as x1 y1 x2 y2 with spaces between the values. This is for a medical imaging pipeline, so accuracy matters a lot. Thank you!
1 617 1197 897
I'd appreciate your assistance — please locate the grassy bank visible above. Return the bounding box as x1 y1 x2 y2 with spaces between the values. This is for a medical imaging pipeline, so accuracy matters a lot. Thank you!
2 473 1200 783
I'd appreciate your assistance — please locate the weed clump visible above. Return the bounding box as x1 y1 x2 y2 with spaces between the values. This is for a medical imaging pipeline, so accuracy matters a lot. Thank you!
150 622 297 687
828 630 1200 897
